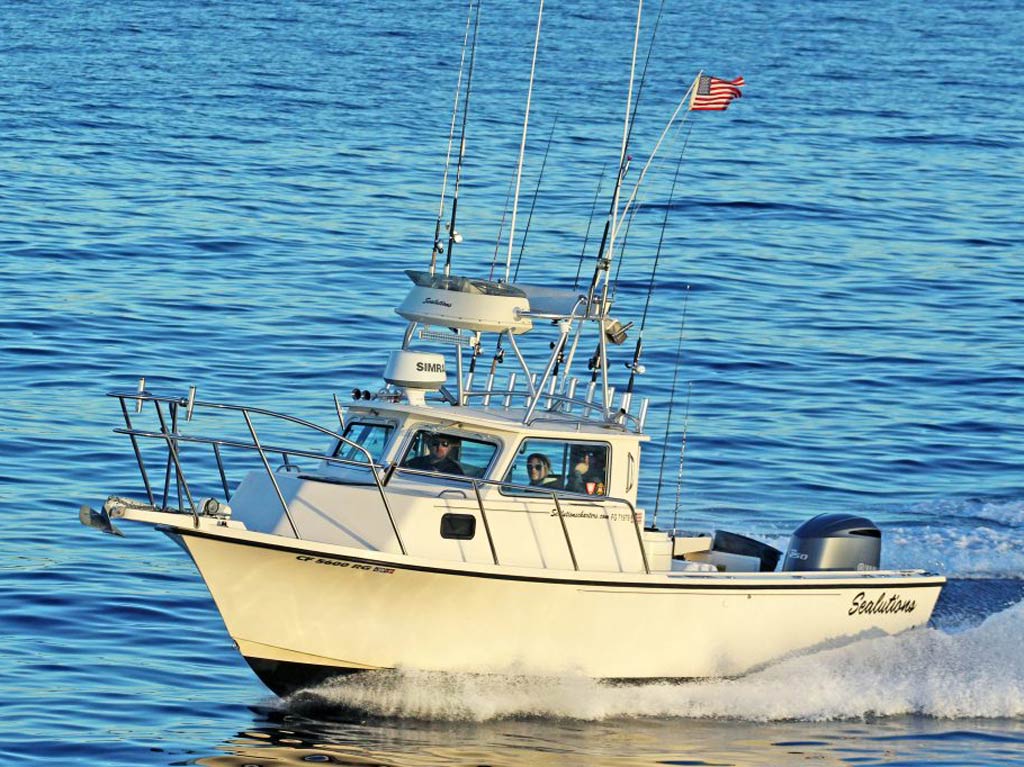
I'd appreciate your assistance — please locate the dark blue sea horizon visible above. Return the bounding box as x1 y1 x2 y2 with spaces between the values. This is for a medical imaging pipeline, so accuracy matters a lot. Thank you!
2 0 1022 764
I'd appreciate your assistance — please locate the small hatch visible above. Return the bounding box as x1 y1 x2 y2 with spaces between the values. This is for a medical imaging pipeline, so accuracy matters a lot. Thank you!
440 513 476 540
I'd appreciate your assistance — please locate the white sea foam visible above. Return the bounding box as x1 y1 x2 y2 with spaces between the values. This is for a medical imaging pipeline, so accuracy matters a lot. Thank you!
973 499 1024 528
669 499 1024 578
886 498 1024 577
294 600 1024 722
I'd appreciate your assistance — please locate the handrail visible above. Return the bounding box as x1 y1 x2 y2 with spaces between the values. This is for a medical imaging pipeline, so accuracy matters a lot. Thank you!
111 429 384 473
242 409 297 537
551 492 579 571
391 464 649 574
110 389 647 573
109 391 407 555
154 400 198 523
471 481 499 565
118 398 155 506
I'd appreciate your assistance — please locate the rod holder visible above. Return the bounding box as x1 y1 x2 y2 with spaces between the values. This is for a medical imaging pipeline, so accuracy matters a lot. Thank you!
504 372 517 408
185 386 197 422
333 393 345 431
619 391 633 417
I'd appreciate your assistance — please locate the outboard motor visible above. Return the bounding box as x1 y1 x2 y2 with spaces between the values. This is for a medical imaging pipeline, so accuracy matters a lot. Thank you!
782 513 881 571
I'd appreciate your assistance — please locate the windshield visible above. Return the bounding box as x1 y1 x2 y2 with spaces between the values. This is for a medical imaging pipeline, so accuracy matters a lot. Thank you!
503 438 609 496
400 430 498 478
335 421 393 463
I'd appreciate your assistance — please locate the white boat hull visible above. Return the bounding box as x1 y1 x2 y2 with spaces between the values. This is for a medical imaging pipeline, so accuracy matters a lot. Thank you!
167 523 943 696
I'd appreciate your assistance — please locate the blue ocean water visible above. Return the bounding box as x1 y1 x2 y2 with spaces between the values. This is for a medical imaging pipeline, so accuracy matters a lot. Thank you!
2 0 1023 764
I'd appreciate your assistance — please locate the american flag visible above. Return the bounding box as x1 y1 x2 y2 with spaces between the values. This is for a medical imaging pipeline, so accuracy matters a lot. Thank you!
689 74 745 111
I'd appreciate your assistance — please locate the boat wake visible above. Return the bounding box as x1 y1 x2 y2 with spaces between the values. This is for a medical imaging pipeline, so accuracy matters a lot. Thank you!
886 497 1024 578
287 593 1024 722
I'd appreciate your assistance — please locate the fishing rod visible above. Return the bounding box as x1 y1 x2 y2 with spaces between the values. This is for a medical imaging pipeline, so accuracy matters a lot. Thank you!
583 158 628 315
444 0 483 277
573 163 606 291
489 171 517 281
670 382 693 534
613 0 665 249
580 0 643 415
610 74 701 252
610 119 693 304
512 115 558 283
462 339 484 404
482 334 505 407
584 0 642 307
587 0 664 316
610 194 640 302
652 287 690 528
502 0 545 284
623 140 687 400
430 0 476 276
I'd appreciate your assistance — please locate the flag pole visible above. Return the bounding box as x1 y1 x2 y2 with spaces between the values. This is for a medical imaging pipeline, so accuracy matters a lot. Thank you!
611 70 702 248
686 69 702 111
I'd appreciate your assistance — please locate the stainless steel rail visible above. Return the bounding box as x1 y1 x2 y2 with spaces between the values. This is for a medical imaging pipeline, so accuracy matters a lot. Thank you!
391 465 649 574
551 492 579 571
470 481 500 566
109 390 406 555
110 389 648 573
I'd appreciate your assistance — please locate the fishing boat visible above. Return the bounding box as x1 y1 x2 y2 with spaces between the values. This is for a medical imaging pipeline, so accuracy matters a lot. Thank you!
80 3 944 697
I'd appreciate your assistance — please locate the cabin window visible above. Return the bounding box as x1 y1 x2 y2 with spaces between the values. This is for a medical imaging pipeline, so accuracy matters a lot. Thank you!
503 439 610 496
334 421 393 463
440 513 476 540
400 430 498 479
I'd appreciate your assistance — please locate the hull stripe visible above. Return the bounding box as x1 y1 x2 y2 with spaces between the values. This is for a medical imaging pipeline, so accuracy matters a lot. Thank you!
170 527 944 592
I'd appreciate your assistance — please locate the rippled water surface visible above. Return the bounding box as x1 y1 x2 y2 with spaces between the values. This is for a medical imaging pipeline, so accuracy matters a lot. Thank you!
2 0 1022 764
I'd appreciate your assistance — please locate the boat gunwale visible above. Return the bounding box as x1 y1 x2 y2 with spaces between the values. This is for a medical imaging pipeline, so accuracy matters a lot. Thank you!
162 522 946 592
